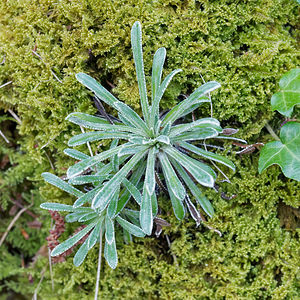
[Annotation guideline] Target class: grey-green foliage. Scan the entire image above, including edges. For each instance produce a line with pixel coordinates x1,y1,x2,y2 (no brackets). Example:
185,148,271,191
41,21,239,268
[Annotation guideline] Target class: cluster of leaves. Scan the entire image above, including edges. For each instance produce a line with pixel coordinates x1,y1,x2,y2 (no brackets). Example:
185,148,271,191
40,22,240,269
259,68,300,181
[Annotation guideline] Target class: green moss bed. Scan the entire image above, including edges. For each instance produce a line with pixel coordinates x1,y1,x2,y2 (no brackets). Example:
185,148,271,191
0,0,299,299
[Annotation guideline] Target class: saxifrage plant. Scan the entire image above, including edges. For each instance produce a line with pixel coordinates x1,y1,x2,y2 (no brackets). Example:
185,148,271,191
259,68,300,181
40,21,240,274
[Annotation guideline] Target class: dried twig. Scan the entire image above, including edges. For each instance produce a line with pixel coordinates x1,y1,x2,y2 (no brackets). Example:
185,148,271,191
165,234,178,267
0,202,33,247
32,50,63,83
0,129,9,143
8,109,22,125
0,81,12,89
265,122,280,141
80,126,93,157
32,265,48,300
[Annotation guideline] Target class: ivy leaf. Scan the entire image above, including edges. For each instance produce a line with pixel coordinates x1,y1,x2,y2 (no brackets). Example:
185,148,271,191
258,122,300,181
271,68,300,117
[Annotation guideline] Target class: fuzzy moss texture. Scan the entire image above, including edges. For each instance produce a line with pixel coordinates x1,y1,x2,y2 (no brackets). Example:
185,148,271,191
0,0,299,299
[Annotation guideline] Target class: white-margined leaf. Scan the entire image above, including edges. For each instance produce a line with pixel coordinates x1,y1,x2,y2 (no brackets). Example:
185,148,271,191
164,177,185,220
73,239,89,267
162,81,221,126
164,146,216,187
179,141,235,171
68,175,106,185
104,239,118,269
64,148,89,160
65,211,87,223
169,118,221,137
105,215,115,245
92,150,147,210
158,152,186,200
115,160,147,214
171,128,220,142
170,159,214,217
122,178,142,205
145,147,156,195
68,132,129,147
87,219,103,250
78,212,98,222
42,172,83,197
116,216,145,237
131,21,150,124
51,221,97,257
140,187,153,235
151,47,166,103
156,135,170,145
150,68,182,126
67,145,123,179
73,187,101,208
40,202,75,212
213,135,247,143
107,188,119,218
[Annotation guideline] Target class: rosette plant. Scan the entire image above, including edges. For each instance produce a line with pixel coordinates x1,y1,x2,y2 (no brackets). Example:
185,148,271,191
41,21,239,278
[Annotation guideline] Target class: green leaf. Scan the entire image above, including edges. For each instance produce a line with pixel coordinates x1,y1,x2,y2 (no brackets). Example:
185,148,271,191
104,239,118,269
40,202,75,212
73,187,101,208
76,72,149,134
158,152,186,200
92,150,147,210
150,68,182,126
65,212,87,223
64,148,89,160
68,175,106,185
78,212,98,222
151,191,158,216
51,221,97,256
170,159,214,217
145,147,156,195
131,21,150,124
179,142,235,171
169,118,221,137
164,177,185,220
171,127,220,142
67,145,122,179
115,160,147,214
73,239,89,267
42,172,83,197
151,47,166,103
164,146,216,187
122,178,142,205
271,68,300,117
258,122,300,181
87,220,103,249
116,216,145,237
68,132,129,147
105,215,115,245
67,112,145,135
162,81,220,126
107,188,119,218
140,187,153,235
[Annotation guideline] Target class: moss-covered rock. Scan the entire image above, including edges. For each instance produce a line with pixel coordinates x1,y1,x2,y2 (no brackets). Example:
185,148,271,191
0,0,299,299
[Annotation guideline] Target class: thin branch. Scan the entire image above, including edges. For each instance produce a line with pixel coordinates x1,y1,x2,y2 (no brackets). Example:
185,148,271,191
0,81,12,89
0,202,33,247
0,129,9,143
265,122,280,141
32,50,63,84
32,265,48,300
80,126,93,157
165,234,178,267
94,228,103,300
48,247,54,291
8,109,22,125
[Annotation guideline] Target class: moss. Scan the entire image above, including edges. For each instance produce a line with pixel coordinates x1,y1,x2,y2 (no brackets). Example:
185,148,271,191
0,0,299,299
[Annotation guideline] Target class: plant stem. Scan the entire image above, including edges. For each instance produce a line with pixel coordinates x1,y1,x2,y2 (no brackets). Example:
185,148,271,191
265,122,280,141
94,228,103,300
